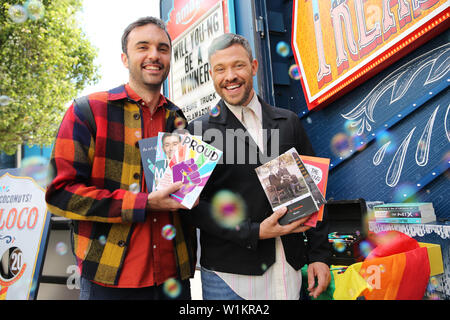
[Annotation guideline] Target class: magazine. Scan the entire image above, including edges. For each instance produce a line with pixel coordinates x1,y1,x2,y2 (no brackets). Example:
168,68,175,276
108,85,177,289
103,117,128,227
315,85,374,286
155,132,223,209
138,136,158,191
255,147,321,225
299,155,330,227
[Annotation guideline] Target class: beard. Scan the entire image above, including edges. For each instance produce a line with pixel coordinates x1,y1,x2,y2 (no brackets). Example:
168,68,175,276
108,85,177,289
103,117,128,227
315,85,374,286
128,58,170,90
215,79,253,106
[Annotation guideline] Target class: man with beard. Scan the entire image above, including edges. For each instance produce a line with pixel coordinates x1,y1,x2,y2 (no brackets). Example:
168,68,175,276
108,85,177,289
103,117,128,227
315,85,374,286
46,17,197,300
187,33,330,300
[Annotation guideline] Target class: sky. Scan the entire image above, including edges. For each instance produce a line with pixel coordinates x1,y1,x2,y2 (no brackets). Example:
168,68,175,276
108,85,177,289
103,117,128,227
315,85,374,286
78,0,161,97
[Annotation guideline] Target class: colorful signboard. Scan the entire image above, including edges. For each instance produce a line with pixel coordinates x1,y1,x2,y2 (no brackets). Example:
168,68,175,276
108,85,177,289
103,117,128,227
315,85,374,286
0,171,51,300
165,0,235,122
292,0,449,110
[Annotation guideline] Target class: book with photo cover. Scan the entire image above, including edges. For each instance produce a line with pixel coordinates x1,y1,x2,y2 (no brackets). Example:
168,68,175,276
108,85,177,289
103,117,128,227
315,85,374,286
156,132,223,209
138,136,158,191
299,155,330,227
255,147,320,226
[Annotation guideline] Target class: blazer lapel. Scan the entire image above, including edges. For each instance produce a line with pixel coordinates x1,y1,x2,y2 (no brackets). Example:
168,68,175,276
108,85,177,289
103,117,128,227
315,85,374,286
208,97,289,157
209,99,259,153
259,97,288,157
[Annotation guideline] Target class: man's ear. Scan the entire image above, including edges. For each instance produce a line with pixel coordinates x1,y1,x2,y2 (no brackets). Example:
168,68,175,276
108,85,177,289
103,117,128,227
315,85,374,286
121,52,129,69
251,59,258,77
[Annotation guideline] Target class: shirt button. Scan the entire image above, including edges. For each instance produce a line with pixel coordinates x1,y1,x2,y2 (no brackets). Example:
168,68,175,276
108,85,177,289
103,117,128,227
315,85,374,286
133,173,140,180
134,113,140,120
153,245,156,249
118,240,126,247
153,218,157,222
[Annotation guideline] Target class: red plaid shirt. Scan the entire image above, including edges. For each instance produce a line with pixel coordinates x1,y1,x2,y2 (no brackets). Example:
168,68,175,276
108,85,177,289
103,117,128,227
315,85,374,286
97,85,177,287
46,85,196,286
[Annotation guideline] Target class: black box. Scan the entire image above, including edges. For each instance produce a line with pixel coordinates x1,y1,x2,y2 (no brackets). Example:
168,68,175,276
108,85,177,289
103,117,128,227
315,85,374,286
324,199,368,266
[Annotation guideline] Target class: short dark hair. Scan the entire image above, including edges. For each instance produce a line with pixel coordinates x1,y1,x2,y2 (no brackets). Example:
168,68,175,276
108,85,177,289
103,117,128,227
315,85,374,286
208,33,253,62
121,16,172,55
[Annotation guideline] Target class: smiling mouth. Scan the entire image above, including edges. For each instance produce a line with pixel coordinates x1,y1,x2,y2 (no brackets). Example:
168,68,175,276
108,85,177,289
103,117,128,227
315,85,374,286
142,64,162,71
224,84,242,91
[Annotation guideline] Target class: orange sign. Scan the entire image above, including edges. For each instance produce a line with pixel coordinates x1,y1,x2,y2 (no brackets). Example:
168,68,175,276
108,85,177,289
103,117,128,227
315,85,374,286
292,0,449,110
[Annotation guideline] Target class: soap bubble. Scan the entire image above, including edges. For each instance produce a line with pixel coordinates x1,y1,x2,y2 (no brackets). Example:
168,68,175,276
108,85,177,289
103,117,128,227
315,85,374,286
129,183,140,194
209,105,221,117
161,224,176,240
8,5,28,23
98,235,107,246
343,120,359,136
288,64,301,80
0,95,12,106
163,278,181,299
211,190,246,229
351,133,367,152
276,41,290,58
174,117,186,129
56,242,68,256
376,130,396,154
20,156,51,188
332,240,346,253
25,0,45,21
428,276,439,292
330,133,352,159
359,240,373,258
392,183,418,202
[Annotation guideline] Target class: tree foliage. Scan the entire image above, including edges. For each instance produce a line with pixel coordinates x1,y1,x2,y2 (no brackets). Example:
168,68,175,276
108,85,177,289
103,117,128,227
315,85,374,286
0,0,99,154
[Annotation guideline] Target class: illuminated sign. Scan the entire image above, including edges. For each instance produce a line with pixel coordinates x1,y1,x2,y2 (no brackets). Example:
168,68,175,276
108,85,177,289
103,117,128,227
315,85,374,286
166,0,235,122
292,0,449,110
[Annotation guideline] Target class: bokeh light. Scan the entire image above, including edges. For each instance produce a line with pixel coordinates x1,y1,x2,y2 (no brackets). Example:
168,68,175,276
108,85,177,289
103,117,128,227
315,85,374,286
332,240,346,253
375,130,395,153
98,235,107,246
129,183,140,194
351,133,367,152
359,240,374,258
163,278,181,299
56,242,68,256
209,105,220,117
20,156,51,188
25,0,45,21
161,224,176,240
392,183,418,202
330,133,353,159
0,95,12,106
8,5,28,23
174,116,186,129
343,120,359,136
276,41,290,58
211,190,246,229
288,64,301,80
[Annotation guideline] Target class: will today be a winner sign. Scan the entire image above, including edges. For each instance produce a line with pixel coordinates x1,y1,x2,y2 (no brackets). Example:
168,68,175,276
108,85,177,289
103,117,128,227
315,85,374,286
0,172,50,300
166,0,235,122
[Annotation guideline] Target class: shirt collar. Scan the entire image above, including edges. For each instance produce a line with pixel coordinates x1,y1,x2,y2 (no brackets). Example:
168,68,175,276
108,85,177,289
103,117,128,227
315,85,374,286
108,84,167,109
125,84,168,109
224,92,262,124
